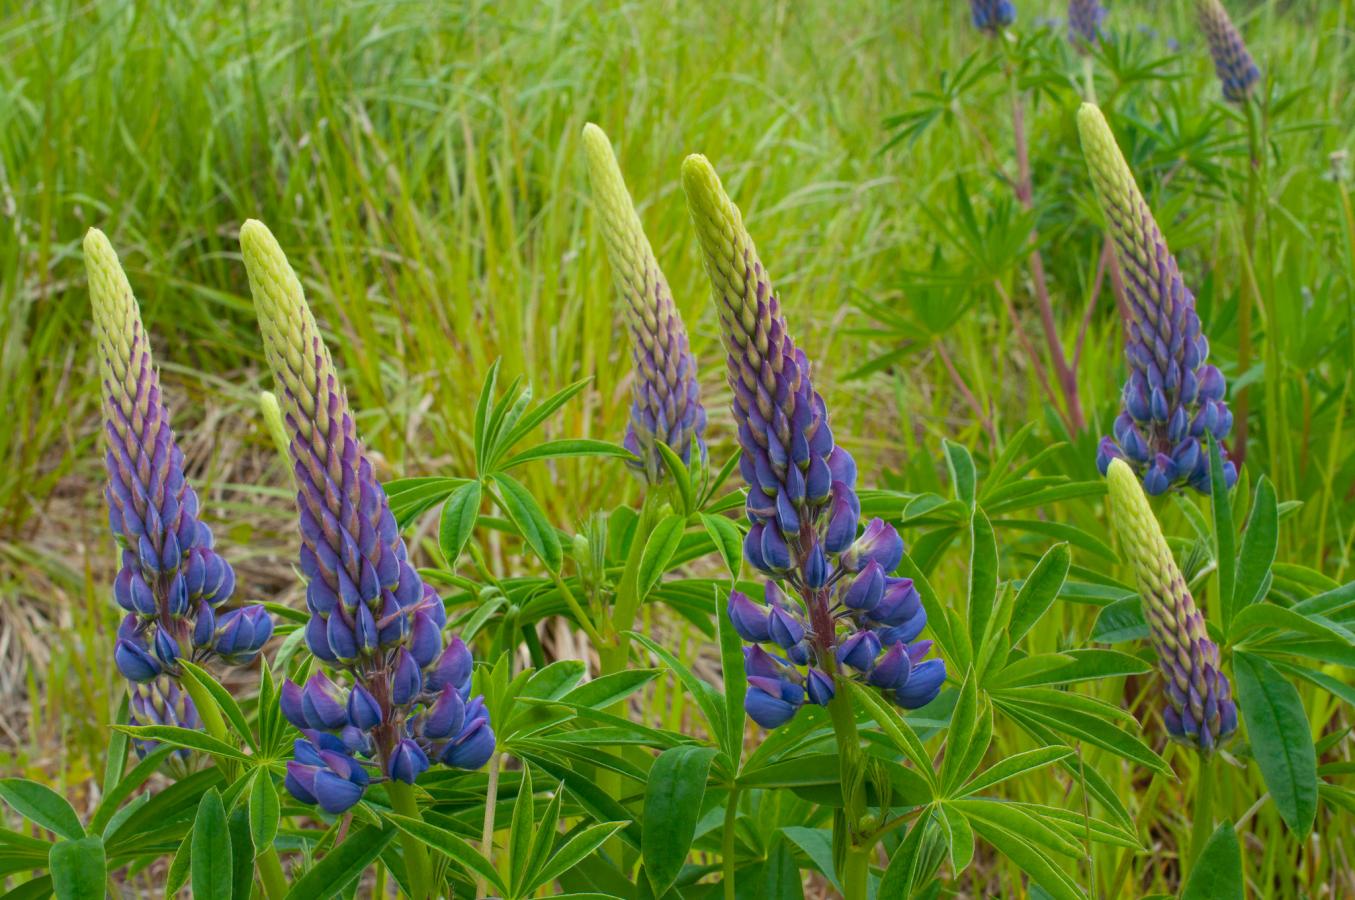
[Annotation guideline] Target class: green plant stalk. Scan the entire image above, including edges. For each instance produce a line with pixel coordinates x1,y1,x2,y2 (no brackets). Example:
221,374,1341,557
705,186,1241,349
1234,98,1263,468
596,491,662,867
825,681,870,900
722,784,740,900
478,751,503,898
179,675,287,900
388,780,434,900
1187,754,1215,871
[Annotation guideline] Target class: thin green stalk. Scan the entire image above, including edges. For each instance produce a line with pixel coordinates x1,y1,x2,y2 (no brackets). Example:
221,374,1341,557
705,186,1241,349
825,685,869,900
478,751,503,899
1187,755,1215,871
256,846,288,900
722,784,740,900
388,780,434,900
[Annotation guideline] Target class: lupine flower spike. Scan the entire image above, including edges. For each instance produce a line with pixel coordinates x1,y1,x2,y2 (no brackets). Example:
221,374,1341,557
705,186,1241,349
1106,459,1237,752
1077,104,1236,495
1195,0,1260,103
1067,0,1106,50
969,0,1015,34
241,220,493,814
87,229,272,752
583,123,706,483
682,156,945,728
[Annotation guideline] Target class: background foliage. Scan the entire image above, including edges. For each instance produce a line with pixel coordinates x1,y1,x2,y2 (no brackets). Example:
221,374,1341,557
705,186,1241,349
2,0,1353,895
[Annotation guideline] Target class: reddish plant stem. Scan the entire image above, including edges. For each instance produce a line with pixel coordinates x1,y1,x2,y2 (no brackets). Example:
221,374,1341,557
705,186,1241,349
1008,76,1086,434
935,342,997,445
992,278,1067,433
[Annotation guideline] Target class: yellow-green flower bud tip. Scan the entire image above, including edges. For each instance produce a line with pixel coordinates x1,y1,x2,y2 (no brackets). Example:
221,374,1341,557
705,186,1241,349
258,390,292,472
239,219,337,446
85,228,143,397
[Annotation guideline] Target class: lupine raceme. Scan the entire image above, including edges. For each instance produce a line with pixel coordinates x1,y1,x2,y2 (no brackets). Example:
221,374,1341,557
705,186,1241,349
583,123,707,483
681,156,945,729
1106,459,1237,753
240,221,493,814
1195,0,1260,103
1077,104,1237,495
87,229,272,750
969,0,1015,34
1068,0,1106,50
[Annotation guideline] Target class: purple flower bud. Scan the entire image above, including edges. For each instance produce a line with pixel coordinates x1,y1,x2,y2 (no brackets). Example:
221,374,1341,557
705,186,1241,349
727,591,772,643
744,645,784,681
346,683,382,731
425,637,473,697
767,604,806,651
806,668,835,706
421,685,466,740
213,605,273,664
301,673,350,731
408,610,441,668
745,676,804,728
387,739,430,784
872,578,922,627
970,0,1016,33
280,680,307,731
867,642,912,690
891,658,947,709
153,629,181,668
390,648,422,707
836,630,882,673
842,561,885,612
842,519,903,574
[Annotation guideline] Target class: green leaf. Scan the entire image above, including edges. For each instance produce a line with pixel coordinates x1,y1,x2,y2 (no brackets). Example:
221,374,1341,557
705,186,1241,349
227,803,253,900
166,832,192,898
191,789,232,900
248,772,280,857
938,803,975,873
0,779,84,841
968,508,999,655
559,668,661,710
1230,476,1277,624
877,814,931,899
438,479,481,569
91,746,175,835
49,836,105,900
846,683,935,788
500,438,633,470
179,660,257,753
113,726,249,763
958,746,1072,797
642,746,719,896
638,515,687,599
384,813,505,894
1180,821,1243,900
492,472,563,572
102,695,130,799
1232,651,1318,835
530,821,629,893
700,513,743,580
1208,436,1236,627
499,376,592,454
1089,597,1149,643
960,814,1083,900
655,441,696,514
508,765,536,895
283,823,394,900
717,587,747,766
944,439,977,508
472,359,502,468
1008,543,1071,647
941,672,981,795
627,633,724,756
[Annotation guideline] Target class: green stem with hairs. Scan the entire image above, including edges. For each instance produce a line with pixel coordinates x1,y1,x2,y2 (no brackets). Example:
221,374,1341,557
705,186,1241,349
1187,754,1216,872
387,780,433,899
722,784,741,900
825,682,870,900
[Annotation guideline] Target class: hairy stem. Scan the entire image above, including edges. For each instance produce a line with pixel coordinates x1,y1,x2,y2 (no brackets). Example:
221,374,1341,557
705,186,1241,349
478,751,503,898
824,678,869,900
722,784,741,900
1187,754,1215,871
387,780,433,899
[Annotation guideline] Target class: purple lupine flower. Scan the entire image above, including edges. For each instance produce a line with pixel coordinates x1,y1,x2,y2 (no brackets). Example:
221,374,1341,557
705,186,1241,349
1107,460,1237,752
683,156,945,728
1077,105,1237,495
86,229,272,741
242,220,493,814
584,124,707,483
1067,0,1106,50
1196,0,1260,103
969,0,1016,33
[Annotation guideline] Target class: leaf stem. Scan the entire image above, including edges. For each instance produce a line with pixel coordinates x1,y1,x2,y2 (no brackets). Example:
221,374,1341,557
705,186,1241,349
478,751,503,898
825,682,870,900
722,784,740,900
387,780,433,899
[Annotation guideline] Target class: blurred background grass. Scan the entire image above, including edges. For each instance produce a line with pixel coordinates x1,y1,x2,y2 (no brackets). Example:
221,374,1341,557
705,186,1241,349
1,0,1353,893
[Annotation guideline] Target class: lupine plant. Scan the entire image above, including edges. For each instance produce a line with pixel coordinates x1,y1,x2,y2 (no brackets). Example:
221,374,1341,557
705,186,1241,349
3,5,1355,898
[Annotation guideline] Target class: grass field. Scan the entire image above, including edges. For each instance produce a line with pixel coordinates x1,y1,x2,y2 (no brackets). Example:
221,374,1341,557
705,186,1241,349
2,0,1354,896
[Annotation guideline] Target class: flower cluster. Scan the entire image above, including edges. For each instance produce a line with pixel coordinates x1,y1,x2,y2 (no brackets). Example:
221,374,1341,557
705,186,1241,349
87,228,272,744
1067,0,1106,50
1106,460,1237,752
682,156,945,728
1195,0,1260,103
1077,104,1236,495
969,0,1016,34
242,220,494,814
583,123,707,483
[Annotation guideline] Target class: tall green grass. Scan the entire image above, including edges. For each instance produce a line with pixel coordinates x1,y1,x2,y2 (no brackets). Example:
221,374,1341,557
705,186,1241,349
2,0,1352,892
